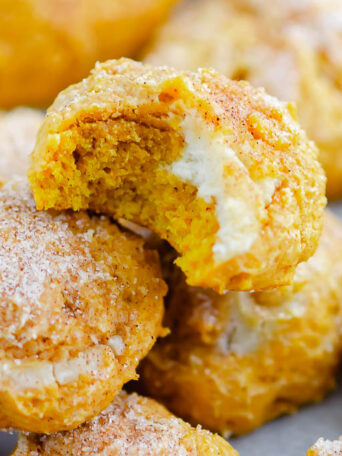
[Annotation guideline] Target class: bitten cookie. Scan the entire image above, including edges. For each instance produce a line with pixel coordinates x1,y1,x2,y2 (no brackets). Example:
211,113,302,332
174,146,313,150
144,0,342,199
29,58,326,293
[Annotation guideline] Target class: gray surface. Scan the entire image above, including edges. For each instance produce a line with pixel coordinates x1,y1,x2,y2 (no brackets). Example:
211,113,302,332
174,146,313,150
330,201,342,219
0,432,16,455
1,205,341,455
233,381,342,455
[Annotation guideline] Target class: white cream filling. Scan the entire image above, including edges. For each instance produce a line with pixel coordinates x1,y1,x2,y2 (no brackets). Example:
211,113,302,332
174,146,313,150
216,289,311,356
216,293,261,356
108,335,125,356
167,115,261,262
257,177,280,205
0,362,56,389
0,346,111,390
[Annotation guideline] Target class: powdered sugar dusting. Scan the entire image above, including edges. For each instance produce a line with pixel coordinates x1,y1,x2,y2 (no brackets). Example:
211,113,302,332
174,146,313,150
311,437,342,456
0,178,166,432
33,392,195,455
0,178,115,350
0,177,164,368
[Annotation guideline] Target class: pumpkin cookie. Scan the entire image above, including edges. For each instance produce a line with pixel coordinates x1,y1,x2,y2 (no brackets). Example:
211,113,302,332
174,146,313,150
144,0,342,199
0,0,178,108
0,177,166,433
12,392,237,456
29,58,326,293
140,211,342,435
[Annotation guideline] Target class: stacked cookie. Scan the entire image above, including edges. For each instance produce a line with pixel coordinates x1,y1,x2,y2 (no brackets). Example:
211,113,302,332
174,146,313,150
144,0,342,200
2,0,342,454
0,55,340,455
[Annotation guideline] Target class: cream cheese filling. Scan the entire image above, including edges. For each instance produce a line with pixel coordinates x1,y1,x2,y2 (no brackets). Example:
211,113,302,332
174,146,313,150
215,287,335,356
0,346,112,390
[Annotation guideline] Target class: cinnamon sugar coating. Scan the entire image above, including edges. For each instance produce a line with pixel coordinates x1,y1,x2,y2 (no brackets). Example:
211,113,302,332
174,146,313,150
12,392,237,456
140,211,342,435
0,178,166,433
29,58,326,293
144,0,342,199
307,438,342,456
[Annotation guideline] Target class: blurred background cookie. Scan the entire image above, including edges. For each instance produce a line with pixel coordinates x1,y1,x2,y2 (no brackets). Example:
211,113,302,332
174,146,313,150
139,211,342,436
0,108,43,180
145,0,342,199
29,58,326,293
0,0,178,108
11,392,237,456
0,178,166,433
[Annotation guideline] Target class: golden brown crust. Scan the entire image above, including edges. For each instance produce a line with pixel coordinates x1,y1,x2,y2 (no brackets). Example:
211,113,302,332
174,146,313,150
0,108,43,180
11,392,237,456
0,0,178,108
0,178,166,433
140,211,342,435
29,58,326,293
144,0,342,199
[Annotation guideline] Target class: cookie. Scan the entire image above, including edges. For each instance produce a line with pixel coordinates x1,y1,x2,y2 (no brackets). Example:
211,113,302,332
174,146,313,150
0,0,178,107
0,178,166,433
145,0,342,199
140,211,342,435
12,392,237,456
29,58,326,293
